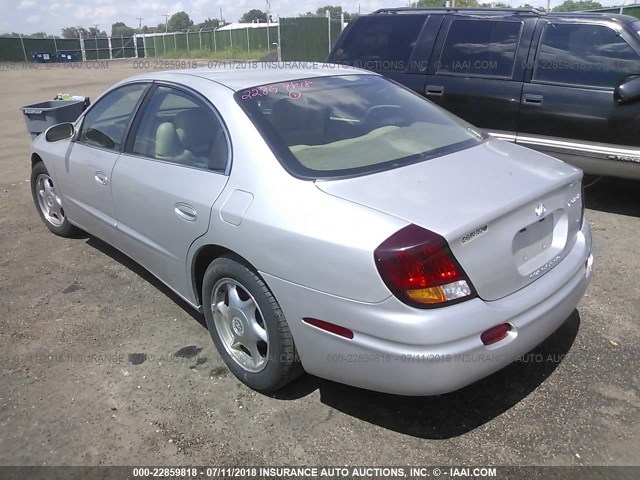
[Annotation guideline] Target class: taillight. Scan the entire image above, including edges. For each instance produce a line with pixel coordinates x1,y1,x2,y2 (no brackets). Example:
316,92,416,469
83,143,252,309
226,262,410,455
374,224,476,308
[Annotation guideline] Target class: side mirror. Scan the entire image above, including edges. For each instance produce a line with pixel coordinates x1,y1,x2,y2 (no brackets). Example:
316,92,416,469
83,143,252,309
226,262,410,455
45,122,75,142
614,76,640,105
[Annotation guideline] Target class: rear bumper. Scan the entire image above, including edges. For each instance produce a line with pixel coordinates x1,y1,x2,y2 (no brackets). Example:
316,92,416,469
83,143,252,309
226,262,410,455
262,221,592,396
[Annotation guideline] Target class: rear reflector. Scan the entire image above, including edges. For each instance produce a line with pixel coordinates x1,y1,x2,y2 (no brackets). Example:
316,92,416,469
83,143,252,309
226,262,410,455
481,323,511,346
303,318,354,339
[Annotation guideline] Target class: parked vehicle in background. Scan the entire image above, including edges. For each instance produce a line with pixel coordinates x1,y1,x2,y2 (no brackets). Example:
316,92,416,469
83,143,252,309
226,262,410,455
329,8,640,180
30,66,592,396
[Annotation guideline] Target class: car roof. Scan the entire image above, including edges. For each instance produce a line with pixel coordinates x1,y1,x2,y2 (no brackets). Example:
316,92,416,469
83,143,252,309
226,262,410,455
372,7,638,25
124,63,372,92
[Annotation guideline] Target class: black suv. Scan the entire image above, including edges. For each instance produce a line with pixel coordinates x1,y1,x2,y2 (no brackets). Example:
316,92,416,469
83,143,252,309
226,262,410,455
328,8,640,179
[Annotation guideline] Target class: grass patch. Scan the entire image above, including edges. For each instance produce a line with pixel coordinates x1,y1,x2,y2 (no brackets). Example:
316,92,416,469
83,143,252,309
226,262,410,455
155,48,269,60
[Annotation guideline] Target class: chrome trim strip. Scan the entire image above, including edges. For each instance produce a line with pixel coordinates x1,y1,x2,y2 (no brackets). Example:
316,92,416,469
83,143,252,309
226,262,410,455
486,131,517,142
516,135,640,158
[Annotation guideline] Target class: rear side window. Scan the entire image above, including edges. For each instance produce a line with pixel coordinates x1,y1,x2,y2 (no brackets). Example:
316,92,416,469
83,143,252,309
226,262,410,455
437,19,523,78
130,86,229,172
533,23,640,88
330,15,427,71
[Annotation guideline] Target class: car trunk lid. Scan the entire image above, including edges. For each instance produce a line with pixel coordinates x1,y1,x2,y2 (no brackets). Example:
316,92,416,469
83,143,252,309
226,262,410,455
315,139,584,301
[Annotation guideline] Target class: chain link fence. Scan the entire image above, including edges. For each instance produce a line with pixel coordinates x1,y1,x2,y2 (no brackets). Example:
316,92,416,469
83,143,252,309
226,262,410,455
142,26,278,57
279,16,343,62
0,16,344,63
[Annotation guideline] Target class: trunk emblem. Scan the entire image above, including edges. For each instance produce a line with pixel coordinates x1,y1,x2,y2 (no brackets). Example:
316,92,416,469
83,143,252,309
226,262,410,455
534,203,546,218
461,225,488,244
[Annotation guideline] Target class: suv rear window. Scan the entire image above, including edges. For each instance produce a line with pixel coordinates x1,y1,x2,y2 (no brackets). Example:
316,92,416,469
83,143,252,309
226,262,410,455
236,75,484,179
330,16,427,71
437,19,523,78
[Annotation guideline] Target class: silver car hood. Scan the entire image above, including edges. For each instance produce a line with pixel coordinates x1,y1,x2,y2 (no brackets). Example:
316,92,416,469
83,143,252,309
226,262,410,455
316,139,584,301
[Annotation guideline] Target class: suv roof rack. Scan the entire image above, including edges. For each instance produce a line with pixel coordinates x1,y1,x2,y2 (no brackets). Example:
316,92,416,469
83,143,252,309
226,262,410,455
373,7,547,16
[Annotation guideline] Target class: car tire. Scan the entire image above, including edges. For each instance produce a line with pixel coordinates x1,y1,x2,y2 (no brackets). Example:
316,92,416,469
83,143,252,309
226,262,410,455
202,255,304,392
30,161,77,237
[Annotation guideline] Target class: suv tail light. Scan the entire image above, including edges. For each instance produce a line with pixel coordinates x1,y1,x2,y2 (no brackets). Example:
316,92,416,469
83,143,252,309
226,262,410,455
374,224,476,308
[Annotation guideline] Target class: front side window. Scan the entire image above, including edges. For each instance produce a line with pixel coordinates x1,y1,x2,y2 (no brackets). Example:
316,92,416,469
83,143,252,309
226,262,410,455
79,83,147,150
533,23,640,88
330,15,427,71
130,86,229,172
437,19,523,78
236,75,484,179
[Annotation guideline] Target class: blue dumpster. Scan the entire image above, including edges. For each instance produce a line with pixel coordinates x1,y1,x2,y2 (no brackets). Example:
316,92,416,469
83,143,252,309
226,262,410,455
31,51,54,63
56,51,79,62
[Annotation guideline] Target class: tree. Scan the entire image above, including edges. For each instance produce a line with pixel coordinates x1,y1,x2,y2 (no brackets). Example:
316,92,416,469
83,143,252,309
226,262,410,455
316,5,343,17
196,17,221,29
552,0,602,11
87,26,106,38
62,26,89,39
415,0,480,6
167,11,194,31
325,6,357,19
111,22,135,37
302,6,357,19
240,9,268,23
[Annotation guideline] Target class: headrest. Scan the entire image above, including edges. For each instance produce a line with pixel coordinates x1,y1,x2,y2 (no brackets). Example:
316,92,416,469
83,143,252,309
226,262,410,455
174,109,216,149
155,122,182,157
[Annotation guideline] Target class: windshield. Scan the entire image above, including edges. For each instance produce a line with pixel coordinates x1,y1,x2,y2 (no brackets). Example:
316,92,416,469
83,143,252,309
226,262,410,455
235,74,485,179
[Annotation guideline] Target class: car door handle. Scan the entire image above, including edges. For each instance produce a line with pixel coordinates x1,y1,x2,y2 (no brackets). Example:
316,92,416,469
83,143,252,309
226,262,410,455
523,94,543,105
174,203,197,222
94,172,108,186
425,85,445,96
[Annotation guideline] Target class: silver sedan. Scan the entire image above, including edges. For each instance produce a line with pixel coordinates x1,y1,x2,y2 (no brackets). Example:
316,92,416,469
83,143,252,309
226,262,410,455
30,65,593,395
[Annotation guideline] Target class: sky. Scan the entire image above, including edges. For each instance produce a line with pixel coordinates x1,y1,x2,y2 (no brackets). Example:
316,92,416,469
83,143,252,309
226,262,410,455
0,0,631,36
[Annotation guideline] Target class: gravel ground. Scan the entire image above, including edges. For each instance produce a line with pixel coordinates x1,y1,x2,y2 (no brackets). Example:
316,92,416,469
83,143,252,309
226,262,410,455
0,60,638,468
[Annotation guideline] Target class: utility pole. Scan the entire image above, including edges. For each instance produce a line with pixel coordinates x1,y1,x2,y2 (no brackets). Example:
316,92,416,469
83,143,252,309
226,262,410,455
91,24,99,60
220,8,224,25
163,14,169,32
326,9,331,55
547,0,551,12
136,17,143,32
266,0,271,51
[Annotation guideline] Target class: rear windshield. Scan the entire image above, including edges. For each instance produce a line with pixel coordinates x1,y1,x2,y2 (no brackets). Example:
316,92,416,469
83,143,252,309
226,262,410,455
235,75,484,179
